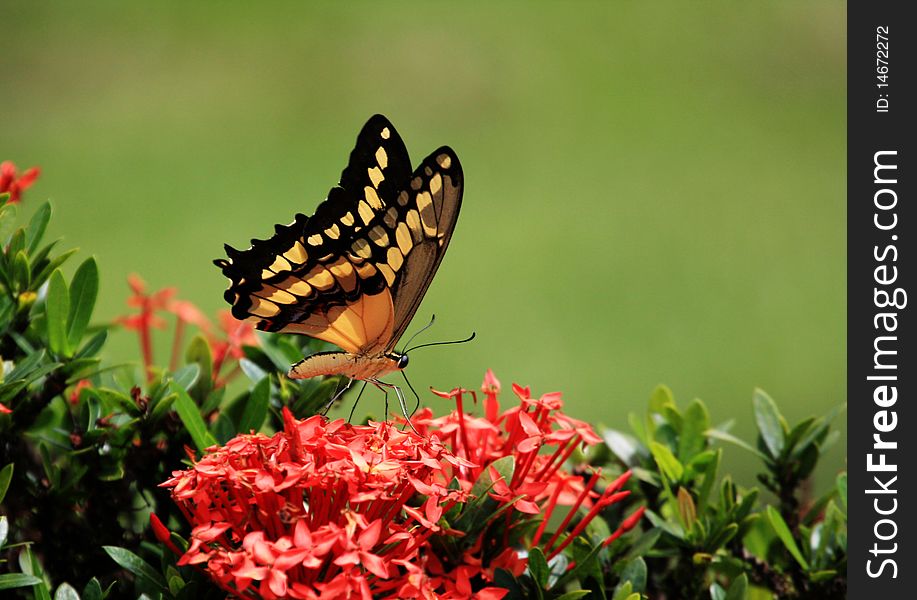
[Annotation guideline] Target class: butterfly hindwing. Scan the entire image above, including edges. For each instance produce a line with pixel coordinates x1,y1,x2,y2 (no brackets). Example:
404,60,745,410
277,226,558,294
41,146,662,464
215,115,462,355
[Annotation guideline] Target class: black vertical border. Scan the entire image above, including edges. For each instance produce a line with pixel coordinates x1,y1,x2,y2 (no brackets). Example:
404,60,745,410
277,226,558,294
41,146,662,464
848,1,913,595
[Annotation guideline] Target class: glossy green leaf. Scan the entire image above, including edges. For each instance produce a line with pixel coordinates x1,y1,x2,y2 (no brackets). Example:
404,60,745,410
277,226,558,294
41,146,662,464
723,573,748,600
836,472,847,513
46,269,71,357
25,201,52,253
649,384,675,414
617,557,647,593
66,257,99,349
12,251,30,291
753,388,786,458
603,429,643,466
556,592,591,600
0,516,8,547
172,382,218,452
53,582,80,600
103,546,166,591
75,329,107,358
766,506,809,570
33,247,78,289
649,441,683,483
239,376,270,434
172,363,200,391
611,581,633,600
678,398,709,462
709,582,726,600
527,546,549,588
705,428,769,461
0,463,12,504
0,574,43,590
185,334,213,402
82,578,103,600
239,357,268,383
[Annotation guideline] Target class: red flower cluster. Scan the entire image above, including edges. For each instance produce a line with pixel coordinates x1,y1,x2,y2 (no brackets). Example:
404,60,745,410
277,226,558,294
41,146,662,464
415,371,644,565
161,409,500,599
116,275,256,384
0,160,40,204
160,372,644,599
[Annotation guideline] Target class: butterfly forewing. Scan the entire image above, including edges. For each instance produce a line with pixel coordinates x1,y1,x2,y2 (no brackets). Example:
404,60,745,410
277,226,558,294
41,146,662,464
215,115,463,357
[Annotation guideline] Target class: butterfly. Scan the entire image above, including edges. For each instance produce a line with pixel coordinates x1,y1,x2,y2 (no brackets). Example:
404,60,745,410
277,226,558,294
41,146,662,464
214,115,463,416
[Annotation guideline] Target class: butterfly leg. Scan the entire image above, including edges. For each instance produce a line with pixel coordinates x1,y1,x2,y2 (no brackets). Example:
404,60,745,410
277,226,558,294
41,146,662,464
347,381,369,423
369,379,419,435
320,377,354,416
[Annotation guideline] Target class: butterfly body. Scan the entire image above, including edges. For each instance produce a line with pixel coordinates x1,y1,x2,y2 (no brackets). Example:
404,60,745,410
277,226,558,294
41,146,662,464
289,350,406,381
215,115,462,391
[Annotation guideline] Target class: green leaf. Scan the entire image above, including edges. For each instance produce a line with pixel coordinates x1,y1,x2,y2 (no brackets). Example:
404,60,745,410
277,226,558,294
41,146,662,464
53,582,80,600
82,578,103,600
239,358,268,383
705,428,769,461
75,329,107,359
623,527,661,561
0,462,12,504
766,506,809,570
13,251,30,291
678,398,709,462
753,388,786,458
0,516,8,547
783,416,816,454
33,247,78,289
172,364,200,391
649,384,675,413
723,573,748,600
709,582,726,600
603,429,644,466
66,257,99,349
172,382,218,452
649,441,683,483
46,269,72,357
617,557,647,593
103,546,166,591
185,335,213,403
0,574,43,590
239,376,270,434
611,581,633,600
26,202,52,253
836,472,847,513
527,546,549,588
556,592,591,600
696,448,721,509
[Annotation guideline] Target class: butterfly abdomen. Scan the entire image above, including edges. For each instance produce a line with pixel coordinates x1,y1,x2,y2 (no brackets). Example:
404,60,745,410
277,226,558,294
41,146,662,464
289,350,399,381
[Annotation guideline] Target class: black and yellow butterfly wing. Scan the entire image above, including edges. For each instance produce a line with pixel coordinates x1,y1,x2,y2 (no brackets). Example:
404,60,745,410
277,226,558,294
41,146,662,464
214,115,463,357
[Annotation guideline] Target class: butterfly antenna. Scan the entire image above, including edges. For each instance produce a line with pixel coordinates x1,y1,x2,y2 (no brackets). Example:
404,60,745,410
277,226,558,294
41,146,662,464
405,331,476,354
399,314,437,354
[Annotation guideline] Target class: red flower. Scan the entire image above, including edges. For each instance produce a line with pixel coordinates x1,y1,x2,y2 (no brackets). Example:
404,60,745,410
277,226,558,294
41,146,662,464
0,160,40,204
116,276,257,385
161,373,644,599
163,409,469,599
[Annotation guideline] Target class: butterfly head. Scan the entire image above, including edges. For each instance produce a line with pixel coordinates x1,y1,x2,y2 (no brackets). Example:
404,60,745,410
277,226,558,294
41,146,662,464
386,352,410,370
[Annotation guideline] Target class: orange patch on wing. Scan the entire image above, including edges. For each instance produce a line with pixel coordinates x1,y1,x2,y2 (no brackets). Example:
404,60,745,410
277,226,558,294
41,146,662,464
282,288,394,355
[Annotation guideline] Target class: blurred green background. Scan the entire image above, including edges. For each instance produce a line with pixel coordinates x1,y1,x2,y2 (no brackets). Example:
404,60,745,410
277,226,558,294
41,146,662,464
1,2,845,487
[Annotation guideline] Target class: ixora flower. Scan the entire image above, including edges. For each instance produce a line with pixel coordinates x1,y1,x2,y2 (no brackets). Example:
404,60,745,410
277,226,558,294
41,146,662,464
159,372,644,599
0,160,40,204
116,275,256,385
